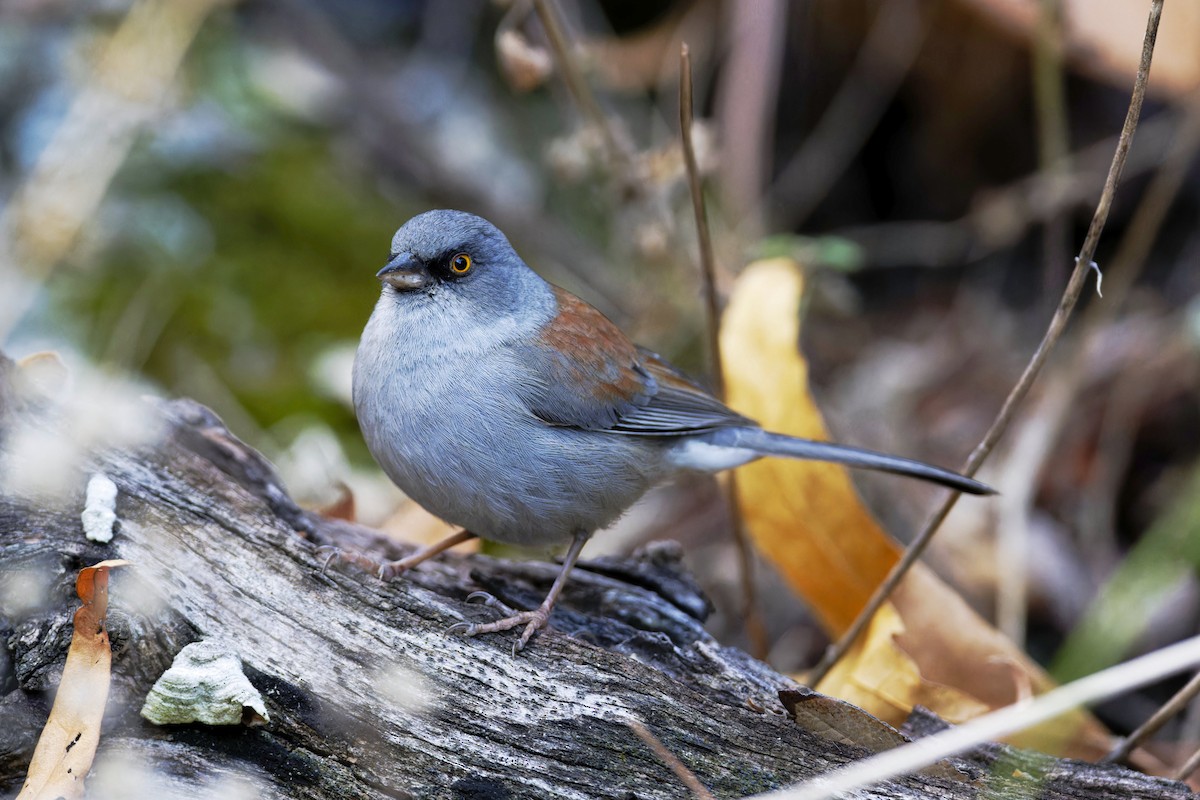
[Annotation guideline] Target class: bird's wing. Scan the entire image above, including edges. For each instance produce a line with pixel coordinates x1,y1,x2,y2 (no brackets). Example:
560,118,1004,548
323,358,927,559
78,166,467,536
611,348,756,435
513,287,754,436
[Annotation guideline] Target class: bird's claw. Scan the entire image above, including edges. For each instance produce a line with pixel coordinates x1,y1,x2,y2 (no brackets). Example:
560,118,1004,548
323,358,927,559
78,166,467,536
315,545,341,576
464,591,518,616
316,545,409,582
316,545,377,576
446,606,550,656
377,560,410,581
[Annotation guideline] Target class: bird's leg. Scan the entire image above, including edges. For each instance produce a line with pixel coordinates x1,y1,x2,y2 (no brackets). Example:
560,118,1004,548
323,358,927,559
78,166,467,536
376,528,478,580
319,528,477,580
448,529,592,655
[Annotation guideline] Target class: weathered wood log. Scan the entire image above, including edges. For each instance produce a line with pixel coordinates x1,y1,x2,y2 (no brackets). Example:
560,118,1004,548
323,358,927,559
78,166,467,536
0,353,1193,799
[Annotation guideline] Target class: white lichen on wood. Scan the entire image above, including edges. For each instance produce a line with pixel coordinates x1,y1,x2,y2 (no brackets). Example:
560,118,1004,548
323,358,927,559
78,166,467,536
81,473,118,543
140,640,269,726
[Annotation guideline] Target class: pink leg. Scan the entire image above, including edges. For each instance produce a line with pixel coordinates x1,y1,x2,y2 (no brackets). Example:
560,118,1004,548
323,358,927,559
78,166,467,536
377,529,478,579
319,529,477,579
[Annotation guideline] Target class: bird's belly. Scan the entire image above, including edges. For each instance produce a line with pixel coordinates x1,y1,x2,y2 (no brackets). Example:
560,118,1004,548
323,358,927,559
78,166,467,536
355,360,664,546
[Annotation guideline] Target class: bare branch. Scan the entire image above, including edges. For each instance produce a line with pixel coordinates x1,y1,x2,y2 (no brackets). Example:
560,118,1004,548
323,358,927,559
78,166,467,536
809,0,1166,688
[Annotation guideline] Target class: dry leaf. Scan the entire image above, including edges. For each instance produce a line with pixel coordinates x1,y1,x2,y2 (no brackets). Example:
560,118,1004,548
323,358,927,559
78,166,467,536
814,593,993,726
496,28,553,92
382,499,474,550
16,351,70,400
781,687,911,751
18,559,129,800
817,566,1112,758
315,481,356,522
720,259,1111,759
779,688,967,782
721,258,901,635
960,0,1200,97
892,565,1111,757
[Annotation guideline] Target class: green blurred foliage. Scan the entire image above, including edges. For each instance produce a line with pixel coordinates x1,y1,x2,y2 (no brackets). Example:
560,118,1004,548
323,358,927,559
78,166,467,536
1051,461,1200,683
42,17,410,459
56,137,397,455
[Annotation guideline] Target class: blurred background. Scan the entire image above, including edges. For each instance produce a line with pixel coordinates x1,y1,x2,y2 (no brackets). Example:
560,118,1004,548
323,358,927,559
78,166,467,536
2,0,1200,750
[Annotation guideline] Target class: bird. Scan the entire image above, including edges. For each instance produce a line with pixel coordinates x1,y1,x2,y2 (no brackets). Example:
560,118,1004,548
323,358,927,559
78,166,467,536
352,209,993,654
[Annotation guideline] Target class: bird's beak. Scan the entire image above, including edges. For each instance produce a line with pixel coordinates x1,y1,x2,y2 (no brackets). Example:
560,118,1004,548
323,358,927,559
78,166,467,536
377,252,432,291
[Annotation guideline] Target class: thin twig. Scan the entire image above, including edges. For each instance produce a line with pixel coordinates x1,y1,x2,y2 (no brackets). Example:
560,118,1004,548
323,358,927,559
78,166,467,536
990,87,1200,642
1174,742,1200,782
531,0,631,180
680,44,723,397
1064,87,1200,575
1106,670,1200,765
808,0,1164,688
1080,88,1200,320
680,43,767,657
627,719,716,800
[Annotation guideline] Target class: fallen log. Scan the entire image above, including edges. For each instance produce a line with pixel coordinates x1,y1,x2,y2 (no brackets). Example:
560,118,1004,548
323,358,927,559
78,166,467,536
0,353,1192,799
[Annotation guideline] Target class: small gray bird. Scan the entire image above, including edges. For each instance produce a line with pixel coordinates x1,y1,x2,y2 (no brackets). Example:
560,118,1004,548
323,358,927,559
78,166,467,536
353,209,992,653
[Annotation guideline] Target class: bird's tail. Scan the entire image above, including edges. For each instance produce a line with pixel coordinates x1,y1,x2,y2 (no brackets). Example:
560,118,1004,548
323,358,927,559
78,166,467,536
706,427,995,495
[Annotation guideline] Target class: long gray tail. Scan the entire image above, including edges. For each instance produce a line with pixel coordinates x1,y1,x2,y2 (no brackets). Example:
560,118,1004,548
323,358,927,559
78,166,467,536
707,427,994,495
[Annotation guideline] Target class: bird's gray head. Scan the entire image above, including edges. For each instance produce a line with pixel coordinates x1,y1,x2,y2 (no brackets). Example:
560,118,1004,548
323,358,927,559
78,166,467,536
379,209,544,309
369,209,556,350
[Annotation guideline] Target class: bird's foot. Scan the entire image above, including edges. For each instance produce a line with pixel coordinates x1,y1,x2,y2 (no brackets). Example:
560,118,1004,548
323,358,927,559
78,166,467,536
317,529,478,580
375,554,420,581
316,545,390,578
462,590,519,616
315,546,415,581
447,592,550,655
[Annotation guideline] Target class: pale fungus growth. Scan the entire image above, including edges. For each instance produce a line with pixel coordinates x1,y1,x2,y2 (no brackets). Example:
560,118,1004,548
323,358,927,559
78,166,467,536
140,641,269,727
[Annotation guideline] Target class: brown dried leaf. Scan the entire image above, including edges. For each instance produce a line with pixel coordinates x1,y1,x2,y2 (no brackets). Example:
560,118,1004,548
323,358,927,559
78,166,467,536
496,28,553,93
781,688,910,751
315,481,356,522
18,559,129,800
960,0,1200,96
780,688,967,782
815,566,1113,758
891,565,1112,758
813,591,992,727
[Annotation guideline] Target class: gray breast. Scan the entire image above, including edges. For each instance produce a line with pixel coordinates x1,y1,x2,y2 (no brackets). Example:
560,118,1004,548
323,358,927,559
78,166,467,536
353,297,666,545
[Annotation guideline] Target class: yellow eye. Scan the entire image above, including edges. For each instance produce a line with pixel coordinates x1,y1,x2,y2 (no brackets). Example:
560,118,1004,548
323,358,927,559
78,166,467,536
450,253,472,274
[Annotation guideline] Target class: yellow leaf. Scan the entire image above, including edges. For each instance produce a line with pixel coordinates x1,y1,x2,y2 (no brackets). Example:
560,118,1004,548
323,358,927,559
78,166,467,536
891,565,1112,758
815,569,1112,758
817,590,992,727
721,258,900,635
720,259,1113,759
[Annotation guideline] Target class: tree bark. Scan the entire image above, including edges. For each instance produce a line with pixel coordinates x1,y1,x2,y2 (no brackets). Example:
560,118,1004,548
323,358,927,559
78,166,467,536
0,354,1193,799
